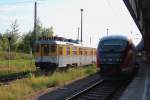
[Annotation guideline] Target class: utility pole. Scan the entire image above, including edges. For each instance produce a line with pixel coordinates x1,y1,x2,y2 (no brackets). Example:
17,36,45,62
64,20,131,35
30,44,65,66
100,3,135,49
34,1,37,42
106,28,109,36
77,27,80,40
80,9,83,42
131,31,132,35
33,1,37,55
90,36,91,44
8,36,11,69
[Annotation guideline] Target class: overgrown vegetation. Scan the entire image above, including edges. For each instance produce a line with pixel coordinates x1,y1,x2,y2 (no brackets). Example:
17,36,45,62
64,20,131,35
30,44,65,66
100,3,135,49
0,19,53,76
0,19,54,53
0,19,97,100
0,59,35,77
0,50,35,77
0,65,96,100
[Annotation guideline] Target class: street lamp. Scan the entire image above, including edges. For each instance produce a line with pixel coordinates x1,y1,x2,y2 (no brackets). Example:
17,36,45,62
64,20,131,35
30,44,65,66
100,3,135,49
80,9,83,42
7,33,12,69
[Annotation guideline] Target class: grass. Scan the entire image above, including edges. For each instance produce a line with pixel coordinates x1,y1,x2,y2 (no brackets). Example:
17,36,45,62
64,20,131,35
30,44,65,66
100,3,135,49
0,59,36,77
0,50,35,77
0,51,31,60
0,65,96,100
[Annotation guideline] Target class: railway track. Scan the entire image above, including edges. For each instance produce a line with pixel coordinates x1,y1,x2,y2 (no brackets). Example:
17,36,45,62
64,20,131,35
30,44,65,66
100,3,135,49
0,71,31,85
66,76,133,100
0,70,48,85
0,68,72,85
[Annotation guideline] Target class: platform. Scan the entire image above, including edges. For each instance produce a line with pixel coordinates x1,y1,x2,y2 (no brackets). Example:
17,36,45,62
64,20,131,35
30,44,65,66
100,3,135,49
119,61,150,100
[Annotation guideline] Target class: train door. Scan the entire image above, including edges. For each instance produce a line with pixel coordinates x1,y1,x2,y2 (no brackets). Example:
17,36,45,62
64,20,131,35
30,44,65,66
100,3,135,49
40,44,50,62
79,47,83,66
58,45,64,67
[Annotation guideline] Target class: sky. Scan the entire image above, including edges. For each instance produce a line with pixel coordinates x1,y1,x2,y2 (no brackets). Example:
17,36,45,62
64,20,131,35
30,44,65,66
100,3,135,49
0,0,142,47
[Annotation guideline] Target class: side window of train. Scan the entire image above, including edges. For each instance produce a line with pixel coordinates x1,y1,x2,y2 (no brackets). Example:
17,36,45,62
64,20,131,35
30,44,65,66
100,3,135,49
94,50,96,55
79,48,82,55
91,49,93,55
67,47,70,55
51,45,56,53
44,44,49,55
85,49,87,55
59,46,63,55
72,47,77,55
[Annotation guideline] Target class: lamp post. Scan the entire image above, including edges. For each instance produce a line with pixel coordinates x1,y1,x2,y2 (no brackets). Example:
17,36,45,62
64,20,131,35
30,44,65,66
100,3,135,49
7,34,11,69
80,9,83,42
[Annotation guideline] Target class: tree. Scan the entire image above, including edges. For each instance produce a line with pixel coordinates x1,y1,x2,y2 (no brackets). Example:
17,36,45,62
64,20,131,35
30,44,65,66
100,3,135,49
42,26,54,37
1,34,9,51
7,20,20,51
17,32,33,53
0,32,4,50
17,19,54,53
35,19,54,37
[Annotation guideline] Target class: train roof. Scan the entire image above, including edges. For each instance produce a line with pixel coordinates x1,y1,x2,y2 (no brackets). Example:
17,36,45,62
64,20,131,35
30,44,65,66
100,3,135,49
100,35,129,42
35,39,79,45
35,39,96,48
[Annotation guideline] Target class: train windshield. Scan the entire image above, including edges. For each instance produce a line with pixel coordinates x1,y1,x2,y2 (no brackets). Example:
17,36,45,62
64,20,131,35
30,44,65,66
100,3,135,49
99,39,127,52
35,45,40,52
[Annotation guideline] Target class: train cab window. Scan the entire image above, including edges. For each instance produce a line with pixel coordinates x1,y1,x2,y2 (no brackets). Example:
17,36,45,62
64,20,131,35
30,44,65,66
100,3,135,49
67,47,70,55
50,45,56,53
44,45,49,55
99,39,127,52
59,47,63,55
35,45,39,52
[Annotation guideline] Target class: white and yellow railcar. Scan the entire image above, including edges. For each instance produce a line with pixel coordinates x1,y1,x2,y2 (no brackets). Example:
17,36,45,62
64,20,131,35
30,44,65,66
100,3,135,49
35,37,96,70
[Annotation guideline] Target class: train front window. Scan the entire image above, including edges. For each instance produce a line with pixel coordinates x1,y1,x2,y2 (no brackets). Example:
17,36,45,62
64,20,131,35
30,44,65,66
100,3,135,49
35,45,39,52
50,45,56,53
99,39,127,52
44,45,49,55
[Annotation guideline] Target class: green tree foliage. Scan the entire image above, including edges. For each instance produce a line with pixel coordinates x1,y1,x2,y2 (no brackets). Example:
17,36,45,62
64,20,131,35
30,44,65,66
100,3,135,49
6,20,20,51
0,19,54,53
0,33,9,51
17,32,33,53
17,20,54,53
36,19,54,37
41,27,54,37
